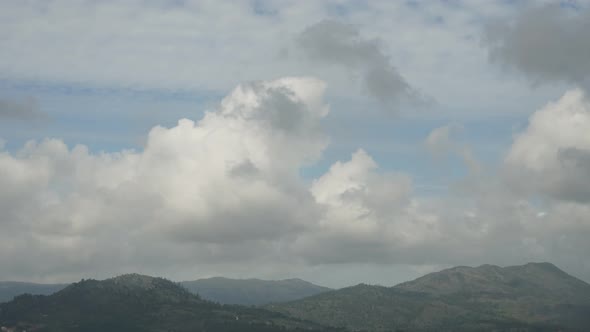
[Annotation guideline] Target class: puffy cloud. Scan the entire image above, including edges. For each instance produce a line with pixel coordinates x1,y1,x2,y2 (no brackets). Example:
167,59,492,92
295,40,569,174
0,77,328,280
504,89,590,202
1,78,590,285
297,20,424,110
291,148,578,270
294,149,442,264
484,5,590,90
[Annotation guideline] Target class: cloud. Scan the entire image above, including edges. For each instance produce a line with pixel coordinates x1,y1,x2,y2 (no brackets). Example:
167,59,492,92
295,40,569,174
0,97,45,121
0,77,328,280
425,124,481,174
425,124,458,157
0,0,565,121
297,20,424,110
293,151,547,269
2,1,590,287
1,78,590,285
504,88,590,202
484,4,590,90
292,149,446,264
0,0,323,92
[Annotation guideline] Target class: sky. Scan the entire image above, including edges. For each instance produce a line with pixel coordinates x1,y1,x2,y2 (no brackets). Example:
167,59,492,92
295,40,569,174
0,0,589,288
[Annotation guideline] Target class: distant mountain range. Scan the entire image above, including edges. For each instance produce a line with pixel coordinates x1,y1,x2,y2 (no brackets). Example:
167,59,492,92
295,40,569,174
180,277,332,305
0,277,331,306
0,274,342,332
2,262,589,331
0,282,67,303
268,262,590,331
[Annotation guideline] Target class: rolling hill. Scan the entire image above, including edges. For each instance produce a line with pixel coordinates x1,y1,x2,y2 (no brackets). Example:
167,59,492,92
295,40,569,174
268,262,590,331
0,277,330,307
0,274,344,332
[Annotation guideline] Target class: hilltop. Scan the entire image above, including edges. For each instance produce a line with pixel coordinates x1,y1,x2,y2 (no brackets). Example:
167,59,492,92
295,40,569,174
0,276,331,306
0,273,343,332
269,262,590,331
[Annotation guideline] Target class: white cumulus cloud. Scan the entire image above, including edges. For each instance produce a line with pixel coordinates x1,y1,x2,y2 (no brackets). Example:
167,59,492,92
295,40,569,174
505,89,590,202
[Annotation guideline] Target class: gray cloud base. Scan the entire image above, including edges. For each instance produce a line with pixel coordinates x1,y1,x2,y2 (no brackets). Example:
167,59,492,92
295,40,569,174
484,5,590,90
298,20,423,110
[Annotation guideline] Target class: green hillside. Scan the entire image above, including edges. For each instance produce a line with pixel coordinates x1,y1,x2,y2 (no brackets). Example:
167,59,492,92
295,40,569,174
0,274,344,332
0,277,330,307
268,262,590,331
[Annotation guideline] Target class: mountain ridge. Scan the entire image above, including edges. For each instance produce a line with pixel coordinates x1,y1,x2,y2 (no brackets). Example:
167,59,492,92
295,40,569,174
0,276,331,305
269,262,590,331
0,274,343,332
2,263,589,331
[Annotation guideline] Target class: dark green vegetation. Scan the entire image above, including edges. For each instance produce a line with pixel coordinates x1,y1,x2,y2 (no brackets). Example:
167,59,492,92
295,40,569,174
2,263,589,332
0,277,330,307
180,277,331,305
0,282,67,303
268,263,590,331
0,274,344,332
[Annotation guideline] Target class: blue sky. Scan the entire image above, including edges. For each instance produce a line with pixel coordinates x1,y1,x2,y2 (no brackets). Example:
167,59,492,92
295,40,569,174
1,0,590,287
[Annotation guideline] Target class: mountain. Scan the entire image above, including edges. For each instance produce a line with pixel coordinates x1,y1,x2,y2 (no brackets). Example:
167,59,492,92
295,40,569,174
0,273,344,332
268,262,590,331
0,277,330,307
0,282,67,303
0,277,331,305
395,262,590,299
180,277,332,305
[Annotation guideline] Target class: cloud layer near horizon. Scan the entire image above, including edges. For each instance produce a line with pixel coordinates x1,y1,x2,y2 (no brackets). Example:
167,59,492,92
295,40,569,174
1,77,589,284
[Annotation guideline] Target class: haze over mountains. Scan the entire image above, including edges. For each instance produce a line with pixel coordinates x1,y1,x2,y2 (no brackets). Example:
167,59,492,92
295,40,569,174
181,277,332,305
2,262,589,331
0,282,68,305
